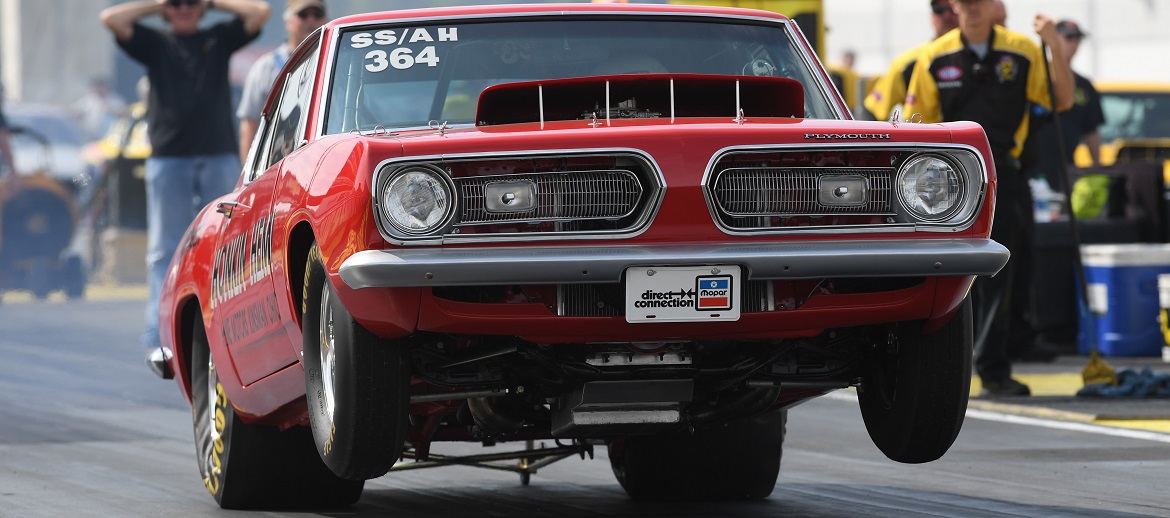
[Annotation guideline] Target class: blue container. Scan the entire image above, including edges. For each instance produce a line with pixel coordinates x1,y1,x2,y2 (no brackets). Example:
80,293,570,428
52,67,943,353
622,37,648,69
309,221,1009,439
1078,244,1170,356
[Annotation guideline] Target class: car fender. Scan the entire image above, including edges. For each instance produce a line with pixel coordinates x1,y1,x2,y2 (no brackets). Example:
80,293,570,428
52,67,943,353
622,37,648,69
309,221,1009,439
162,199,231,404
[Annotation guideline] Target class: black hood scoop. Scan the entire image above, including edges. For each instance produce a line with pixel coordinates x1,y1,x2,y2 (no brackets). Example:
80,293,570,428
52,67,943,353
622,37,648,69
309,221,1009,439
475,73,804,127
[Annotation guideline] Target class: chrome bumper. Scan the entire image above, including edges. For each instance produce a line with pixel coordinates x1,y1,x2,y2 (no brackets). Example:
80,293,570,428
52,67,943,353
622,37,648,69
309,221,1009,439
338,238,1008,289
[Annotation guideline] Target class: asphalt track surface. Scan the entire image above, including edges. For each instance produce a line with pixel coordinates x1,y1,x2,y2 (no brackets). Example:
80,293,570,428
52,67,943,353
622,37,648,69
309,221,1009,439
3,286,1170,517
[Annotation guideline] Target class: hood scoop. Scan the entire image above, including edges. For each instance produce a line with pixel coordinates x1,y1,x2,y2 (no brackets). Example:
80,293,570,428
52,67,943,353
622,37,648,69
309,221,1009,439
475,74,804,127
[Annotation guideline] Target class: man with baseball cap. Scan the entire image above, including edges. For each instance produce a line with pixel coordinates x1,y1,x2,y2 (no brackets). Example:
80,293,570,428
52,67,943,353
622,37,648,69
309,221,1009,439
237,0,329,163
1049,19,1104,167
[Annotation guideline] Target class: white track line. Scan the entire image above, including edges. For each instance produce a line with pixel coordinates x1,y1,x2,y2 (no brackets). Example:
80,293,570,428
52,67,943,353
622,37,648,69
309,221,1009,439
823,390,1170,443
964,409,1170,443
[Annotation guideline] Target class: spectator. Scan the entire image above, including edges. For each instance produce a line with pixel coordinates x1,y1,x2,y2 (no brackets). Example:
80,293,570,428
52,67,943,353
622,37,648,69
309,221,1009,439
841,50,857,70
863,0,958,121
71,78,127,141
1052,20,1104,167
238,0,328,164
1010,20,1104,365
100,0,271,376
904,0,1073,397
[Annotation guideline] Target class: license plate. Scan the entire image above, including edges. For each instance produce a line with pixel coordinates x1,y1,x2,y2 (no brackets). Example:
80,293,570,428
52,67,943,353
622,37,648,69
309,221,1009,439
625,265,742,323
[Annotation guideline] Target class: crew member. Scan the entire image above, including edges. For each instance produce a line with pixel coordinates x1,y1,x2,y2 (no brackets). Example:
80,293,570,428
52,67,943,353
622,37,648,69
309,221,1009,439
863,0,958,121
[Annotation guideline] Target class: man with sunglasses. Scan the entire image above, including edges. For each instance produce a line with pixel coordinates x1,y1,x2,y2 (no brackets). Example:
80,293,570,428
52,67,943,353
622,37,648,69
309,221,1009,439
904,0,1073,397
238,0,329,164
863,0,958,121
100,0,271,376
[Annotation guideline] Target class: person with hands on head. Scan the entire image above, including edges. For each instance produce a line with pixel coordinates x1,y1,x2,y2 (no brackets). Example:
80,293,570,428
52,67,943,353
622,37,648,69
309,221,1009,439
903,0,1073,397
99,0,271,377
238,0,329,164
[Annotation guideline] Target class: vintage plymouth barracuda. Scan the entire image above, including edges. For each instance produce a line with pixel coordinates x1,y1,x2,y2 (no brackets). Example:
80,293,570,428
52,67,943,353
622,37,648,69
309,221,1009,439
157,3,1008,509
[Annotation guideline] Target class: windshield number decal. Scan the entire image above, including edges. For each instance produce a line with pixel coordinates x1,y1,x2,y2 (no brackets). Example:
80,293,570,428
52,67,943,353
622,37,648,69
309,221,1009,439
365,46,439,72
351,27,457,72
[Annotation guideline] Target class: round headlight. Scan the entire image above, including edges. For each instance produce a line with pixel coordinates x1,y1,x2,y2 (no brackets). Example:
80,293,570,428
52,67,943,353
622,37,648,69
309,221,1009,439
382,167,454,235
897,155,963,221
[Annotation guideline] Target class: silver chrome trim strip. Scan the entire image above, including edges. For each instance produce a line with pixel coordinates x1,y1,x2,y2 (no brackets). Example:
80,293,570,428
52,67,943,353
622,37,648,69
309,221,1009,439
338,238,1008,289
700,143,990,236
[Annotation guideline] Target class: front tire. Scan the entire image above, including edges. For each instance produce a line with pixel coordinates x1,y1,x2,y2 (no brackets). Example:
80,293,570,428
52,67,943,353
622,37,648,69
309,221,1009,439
189,312,363,509
302,243,411,480
608,410,787,501
859,296,973,464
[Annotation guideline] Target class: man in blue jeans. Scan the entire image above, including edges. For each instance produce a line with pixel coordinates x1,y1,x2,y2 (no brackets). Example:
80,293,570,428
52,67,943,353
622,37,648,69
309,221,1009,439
100,0,270,376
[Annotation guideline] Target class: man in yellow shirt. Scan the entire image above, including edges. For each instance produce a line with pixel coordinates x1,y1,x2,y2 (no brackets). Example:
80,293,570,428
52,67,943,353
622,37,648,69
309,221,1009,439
863,0,958,121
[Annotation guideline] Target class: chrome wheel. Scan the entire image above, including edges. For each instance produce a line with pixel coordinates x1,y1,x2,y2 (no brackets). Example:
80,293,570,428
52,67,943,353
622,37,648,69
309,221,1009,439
191,309,364,508
319,284,337,420
207,358,221,446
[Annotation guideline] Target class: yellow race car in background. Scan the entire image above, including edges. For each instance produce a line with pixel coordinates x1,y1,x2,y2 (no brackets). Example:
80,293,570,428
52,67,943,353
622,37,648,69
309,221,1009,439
1074,82,1170,170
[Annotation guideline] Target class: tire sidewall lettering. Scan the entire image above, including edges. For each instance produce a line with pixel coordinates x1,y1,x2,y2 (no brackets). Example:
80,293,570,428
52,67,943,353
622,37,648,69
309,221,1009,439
202,380,229,497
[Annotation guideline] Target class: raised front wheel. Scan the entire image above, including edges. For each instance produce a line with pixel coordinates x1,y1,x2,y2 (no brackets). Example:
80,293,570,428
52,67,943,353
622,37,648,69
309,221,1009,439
859,296,973,464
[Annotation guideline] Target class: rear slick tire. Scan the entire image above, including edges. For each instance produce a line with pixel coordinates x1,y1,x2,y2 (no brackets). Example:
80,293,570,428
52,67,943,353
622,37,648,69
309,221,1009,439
302,243,411,480
608,410,787,501
189,312,363,509
858,296,973,464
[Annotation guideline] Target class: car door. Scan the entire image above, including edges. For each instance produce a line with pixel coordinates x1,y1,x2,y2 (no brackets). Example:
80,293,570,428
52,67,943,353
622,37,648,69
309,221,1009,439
214,49,317,386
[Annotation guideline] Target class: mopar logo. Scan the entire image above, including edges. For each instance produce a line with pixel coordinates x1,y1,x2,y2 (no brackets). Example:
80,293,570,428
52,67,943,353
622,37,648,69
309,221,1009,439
804,133,892,140
696,276,732,310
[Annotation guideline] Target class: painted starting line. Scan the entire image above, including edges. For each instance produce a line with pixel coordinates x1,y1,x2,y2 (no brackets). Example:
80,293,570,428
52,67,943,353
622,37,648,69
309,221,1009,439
825,390,1170,440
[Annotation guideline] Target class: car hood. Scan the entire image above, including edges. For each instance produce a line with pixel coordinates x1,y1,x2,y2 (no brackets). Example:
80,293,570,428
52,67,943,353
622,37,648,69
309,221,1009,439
377,117,971,161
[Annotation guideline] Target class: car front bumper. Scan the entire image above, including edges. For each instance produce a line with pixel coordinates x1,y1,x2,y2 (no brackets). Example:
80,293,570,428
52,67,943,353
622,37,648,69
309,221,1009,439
338,238,1008,289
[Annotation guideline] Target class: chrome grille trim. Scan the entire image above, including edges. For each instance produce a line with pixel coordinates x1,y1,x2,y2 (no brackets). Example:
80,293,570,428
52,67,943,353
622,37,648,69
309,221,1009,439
456,170,643,226
701,144,990,236
712,167,895,217
370,148,665,245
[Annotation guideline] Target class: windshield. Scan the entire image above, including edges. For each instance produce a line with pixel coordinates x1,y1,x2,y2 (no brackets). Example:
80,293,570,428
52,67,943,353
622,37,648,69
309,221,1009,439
324,16,836,134
1099,91,1170,141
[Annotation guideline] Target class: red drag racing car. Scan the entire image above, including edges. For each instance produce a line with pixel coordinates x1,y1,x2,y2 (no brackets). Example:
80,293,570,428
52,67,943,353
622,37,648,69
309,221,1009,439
158,3,1007,509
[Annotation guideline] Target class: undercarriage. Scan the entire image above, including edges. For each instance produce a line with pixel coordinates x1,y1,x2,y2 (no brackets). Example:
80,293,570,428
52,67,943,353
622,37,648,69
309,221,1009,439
402,329,877,445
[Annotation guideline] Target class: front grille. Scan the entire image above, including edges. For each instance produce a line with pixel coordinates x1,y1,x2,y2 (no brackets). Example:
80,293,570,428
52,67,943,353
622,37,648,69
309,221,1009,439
375,152,662,241
456,170,642,226
711,167,894,216
560,284,623,316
